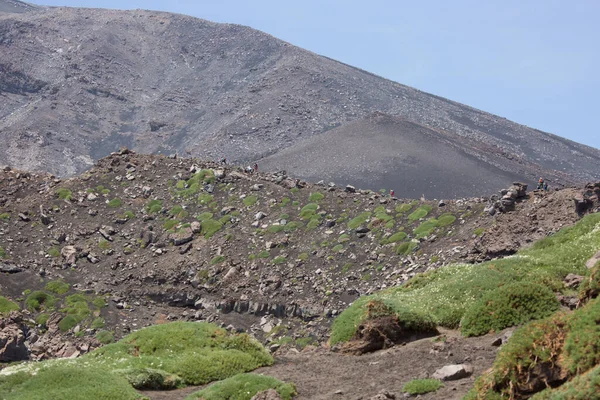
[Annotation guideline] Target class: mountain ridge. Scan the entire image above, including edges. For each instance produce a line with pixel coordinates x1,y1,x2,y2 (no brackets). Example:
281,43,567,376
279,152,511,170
0,4,599,197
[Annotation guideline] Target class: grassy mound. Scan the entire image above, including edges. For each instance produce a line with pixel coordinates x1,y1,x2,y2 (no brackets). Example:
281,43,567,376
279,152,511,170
1,322,274,398
83,322,273,385
0,296,19,314
402,378,443,395
185,373,297,400
465,298,600,399
0,365,143,400
460,282,560,337
330,213,600,345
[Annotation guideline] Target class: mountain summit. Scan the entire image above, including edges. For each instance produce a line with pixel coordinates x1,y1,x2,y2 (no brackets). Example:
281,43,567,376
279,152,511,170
1,4,598,197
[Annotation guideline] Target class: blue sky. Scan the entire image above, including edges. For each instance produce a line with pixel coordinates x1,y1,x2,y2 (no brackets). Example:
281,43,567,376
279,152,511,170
37,0,599,149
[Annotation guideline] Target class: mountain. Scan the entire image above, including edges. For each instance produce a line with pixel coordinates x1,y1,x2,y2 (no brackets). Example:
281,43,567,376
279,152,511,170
0,3,599,197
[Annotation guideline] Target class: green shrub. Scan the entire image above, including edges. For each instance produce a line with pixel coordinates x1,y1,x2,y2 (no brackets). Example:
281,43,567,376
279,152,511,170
0,213,10,221
272,256,287,265
437,213,456,227
395,203,413,214
58,315,80,332
395,241,417,255
164,219,180,230
0,365,141,400
186,373,296,400
408,206,431,221
45,280,70,295
298,253,309,261
309,192,324,202
280,197,291,207
338,234,350,243
91,317,105,330
306,217,321,230
284,221,301,232
99,239,111,250
123,210,135,219
258,250,270,259
96,330,115,344
268,225,285,233
196,212,214,221
93,297,108,309
55,188,72,201
84,322,273,386
198,193,214,205
108,198,122,208
0,296,19,314
578,265,600,303
402,378,443,395
201,219,223,239
414,219,438,238
243,196,258,207
36,313,49,327
25,291,56,311
210,255,226,265
299,203,319,220
332,244,344,253
115,368,183,390
62,294,91,319
146,199,163,213
461,282,560,337
348,212,371,229
47,247,61,258
0,247,7,259
384,231,407,244
474,227,486,236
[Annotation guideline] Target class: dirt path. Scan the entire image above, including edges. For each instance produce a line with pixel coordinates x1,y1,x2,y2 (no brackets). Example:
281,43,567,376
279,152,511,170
142,329,499,400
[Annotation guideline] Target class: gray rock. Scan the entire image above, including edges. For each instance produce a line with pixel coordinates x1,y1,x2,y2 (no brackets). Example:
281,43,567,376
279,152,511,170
432,364,473,381
250,389,282,400
255,212,267,221
345,185,356,193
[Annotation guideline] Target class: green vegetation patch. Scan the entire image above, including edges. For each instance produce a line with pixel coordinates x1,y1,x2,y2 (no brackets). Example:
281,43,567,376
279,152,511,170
186,373,296,400
460,282,560,337
408,205,432,221
0,247,6,259
299,203,319,220
45,280,70,295
25,291,56,312
331,213,600,346
414,219,438,238
348,212,372,230
201,219,223,239
164,219,180,231
0,213,10,221
146,199,163,214
85,322,273,385
436,213,456,227
0,296,19,314
196,212,214,221
96,330,114,345
55,188,72,201
308,192,324,202
402,378,443,395
395,203,414,214
467,297,600,399
108,198,122,208
383,231,407,244
0,365,142,400
243,196,258,207
210,255,226,265
395,241,417,256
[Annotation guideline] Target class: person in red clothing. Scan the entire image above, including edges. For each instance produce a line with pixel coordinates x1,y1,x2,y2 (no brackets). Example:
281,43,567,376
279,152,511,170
253,163,258,173
390,189,395,197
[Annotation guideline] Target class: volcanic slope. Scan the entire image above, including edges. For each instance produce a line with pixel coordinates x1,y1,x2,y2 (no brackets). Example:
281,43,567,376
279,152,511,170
0,6,599,196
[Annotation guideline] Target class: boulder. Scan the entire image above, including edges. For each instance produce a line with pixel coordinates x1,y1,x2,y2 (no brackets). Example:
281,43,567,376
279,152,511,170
0,312,29,362
432,364,473,381
586,250,600,269
61,245,77,264
169,227,194,246
345,185,356,193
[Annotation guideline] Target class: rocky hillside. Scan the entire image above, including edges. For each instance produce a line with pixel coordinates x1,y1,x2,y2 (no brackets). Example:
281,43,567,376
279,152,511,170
1,152,599,399
1,4,599,197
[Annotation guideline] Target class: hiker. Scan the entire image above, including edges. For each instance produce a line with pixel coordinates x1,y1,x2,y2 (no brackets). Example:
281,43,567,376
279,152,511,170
537,177,544,190
390,189,395,197
543,181,548,191
220,157,227,165
253,163,258,173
